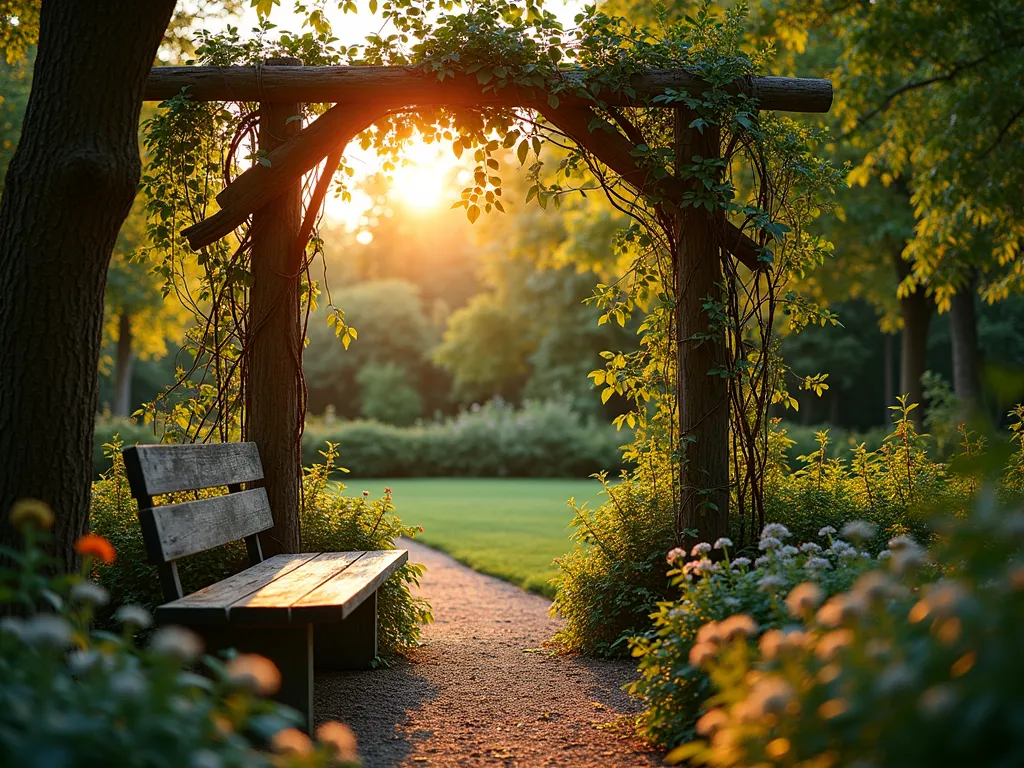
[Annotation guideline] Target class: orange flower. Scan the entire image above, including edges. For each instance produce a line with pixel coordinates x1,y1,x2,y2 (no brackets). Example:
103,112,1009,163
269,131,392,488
75,533,116,565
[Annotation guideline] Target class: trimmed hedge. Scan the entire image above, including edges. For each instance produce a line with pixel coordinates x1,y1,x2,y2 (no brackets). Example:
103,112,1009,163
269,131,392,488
95,399,627,479
303,399,626,478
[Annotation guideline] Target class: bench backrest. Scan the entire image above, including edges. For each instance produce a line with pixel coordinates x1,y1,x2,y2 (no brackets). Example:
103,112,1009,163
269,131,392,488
122,442,272,602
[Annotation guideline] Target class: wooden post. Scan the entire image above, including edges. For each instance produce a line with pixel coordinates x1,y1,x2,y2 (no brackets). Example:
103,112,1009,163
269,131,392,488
249,57,304,556
674,109,730,545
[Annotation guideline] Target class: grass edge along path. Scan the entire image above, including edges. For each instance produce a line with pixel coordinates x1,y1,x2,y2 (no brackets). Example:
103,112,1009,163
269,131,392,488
338,477,606,597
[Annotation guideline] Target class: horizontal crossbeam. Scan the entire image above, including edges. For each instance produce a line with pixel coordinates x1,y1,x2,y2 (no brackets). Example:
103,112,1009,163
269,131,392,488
144,66,833,113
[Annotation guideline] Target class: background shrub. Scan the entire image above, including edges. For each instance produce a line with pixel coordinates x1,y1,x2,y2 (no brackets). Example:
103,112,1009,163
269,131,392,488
552,454,678,657
90,440,431,662
302,398,625,478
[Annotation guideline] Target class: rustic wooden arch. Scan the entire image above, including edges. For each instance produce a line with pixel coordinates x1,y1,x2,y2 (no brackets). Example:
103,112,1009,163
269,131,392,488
143,62,833,554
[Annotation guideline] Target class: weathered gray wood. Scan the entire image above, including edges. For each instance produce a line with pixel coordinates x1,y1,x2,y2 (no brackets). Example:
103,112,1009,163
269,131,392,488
315,591,378,670
194,622,314,732
156,561,184,603
291,550,408,622
229,551,364,623
144,66,833,113
156,552,318,624
138,488,273,563
123,443,263,496
183,102,384,248
249,60,304,558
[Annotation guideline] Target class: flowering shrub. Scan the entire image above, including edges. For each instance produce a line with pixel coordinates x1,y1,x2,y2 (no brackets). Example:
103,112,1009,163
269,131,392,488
554,403,1024,661
0,503,360,767
672,494,1024,767
90,439,431,662
627,523,890,748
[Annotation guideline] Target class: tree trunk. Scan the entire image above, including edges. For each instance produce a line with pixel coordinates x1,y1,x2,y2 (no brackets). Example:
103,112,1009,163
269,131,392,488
674,110,730,546
247,58,304,557
892,250,932,426
0,0,177,571
950,271,981,405
113,312,134,418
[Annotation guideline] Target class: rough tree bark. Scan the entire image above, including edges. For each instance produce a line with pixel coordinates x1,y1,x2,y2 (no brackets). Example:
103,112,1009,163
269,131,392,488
892,249,932,426
950,270,981,405
247,57,304,557
113,312,134,417
675,109,730,545
0,0,178,571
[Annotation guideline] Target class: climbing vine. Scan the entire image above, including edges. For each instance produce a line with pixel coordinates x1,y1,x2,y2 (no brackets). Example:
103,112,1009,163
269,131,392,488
139,0,840,543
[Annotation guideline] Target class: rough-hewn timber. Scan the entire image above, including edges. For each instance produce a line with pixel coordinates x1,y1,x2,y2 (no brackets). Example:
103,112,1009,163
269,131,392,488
247,58,304,557
144,66,833,114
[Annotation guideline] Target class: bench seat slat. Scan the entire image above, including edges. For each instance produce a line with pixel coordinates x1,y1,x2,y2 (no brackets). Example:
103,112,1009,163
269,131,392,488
155,553,318,624
124,443,264,497
291,550,408,622
139,488,274,564
228,551,364,623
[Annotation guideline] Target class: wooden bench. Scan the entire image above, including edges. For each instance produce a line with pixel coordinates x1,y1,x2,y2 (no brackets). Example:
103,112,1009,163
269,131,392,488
122,442,408,731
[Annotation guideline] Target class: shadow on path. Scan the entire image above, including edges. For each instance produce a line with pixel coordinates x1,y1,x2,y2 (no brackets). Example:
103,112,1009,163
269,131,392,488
315,539,661,768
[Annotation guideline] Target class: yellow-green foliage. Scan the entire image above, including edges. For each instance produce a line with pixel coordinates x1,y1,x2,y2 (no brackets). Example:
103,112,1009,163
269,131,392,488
90,439,431,661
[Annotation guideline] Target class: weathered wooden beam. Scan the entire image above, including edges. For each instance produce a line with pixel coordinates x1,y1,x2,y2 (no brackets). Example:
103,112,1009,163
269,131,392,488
145,65,833,114
536,104,767,271
183,101,391,249
247,57,304,558
674,107,730,546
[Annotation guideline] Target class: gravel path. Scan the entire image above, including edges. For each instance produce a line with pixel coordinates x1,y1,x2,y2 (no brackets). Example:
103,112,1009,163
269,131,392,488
316,539,662,768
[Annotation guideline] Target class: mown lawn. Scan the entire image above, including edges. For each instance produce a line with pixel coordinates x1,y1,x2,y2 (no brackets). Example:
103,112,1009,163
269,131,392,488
345,478,608,597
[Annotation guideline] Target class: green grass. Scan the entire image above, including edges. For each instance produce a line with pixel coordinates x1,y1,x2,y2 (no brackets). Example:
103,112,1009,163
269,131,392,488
345,478,607,597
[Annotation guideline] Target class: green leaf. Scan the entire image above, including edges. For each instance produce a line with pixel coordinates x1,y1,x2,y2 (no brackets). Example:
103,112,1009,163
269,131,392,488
517,139,530,166
251,0,280,19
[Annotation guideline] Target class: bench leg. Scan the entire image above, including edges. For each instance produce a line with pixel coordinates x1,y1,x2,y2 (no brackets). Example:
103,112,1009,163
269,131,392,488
314,591,378,671
194,623,314,732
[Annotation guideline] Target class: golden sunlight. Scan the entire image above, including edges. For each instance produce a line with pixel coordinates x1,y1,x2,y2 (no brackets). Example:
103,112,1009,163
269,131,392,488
390,161,450,211
321,135,461,229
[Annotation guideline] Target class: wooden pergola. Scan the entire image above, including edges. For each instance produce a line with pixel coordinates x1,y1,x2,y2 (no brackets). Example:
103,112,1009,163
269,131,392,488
142,62,832,552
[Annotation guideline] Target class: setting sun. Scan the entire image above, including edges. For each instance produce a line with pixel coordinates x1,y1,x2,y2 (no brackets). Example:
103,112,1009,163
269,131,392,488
320,135,463,230
389,162,450,211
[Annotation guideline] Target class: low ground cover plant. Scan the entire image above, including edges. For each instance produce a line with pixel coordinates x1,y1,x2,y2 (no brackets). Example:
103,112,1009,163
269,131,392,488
672,495,1024,767
0,502,360,767
90,440,431,662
